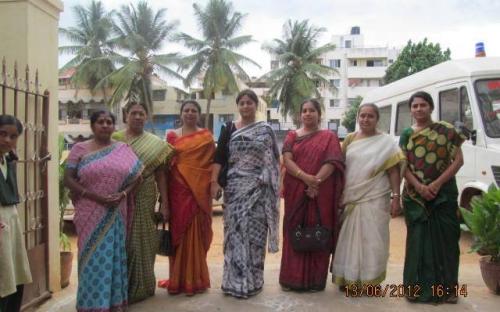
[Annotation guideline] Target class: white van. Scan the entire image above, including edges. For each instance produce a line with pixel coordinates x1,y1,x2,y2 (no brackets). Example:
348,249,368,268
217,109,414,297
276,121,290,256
362,57,500,210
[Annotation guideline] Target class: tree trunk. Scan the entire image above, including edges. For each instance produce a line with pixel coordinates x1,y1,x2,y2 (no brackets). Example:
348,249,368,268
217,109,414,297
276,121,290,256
205,97,212,129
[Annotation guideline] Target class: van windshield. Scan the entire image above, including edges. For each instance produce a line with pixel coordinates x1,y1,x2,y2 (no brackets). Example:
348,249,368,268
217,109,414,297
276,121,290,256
475,79,500,138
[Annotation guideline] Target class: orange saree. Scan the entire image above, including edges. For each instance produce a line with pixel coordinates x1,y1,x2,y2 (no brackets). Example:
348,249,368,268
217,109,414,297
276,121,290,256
159,129,214,295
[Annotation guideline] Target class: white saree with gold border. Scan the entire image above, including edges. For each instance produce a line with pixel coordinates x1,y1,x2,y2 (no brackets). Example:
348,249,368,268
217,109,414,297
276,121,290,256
332,133,404,286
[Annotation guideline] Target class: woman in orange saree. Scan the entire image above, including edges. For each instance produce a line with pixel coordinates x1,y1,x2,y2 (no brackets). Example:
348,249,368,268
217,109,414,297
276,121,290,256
159,100,215,295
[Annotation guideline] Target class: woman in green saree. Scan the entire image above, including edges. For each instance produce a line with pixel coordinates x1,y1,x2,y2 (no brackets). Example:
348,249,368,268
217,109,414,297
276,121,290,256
400,91,465,303
113,101,174,303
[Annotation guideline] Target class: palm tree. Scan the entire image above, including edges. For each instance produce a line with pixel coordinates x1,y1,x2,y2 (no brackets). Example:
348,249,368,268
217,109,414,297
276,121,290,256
177,0,260,128
99,1,183,115
262,20,337,126
59,0,115,100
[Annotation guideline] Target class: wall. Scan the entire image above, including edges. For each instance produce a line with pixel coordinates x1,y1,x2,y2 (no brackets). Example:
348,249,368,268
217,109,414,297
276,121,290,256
0,0,64,292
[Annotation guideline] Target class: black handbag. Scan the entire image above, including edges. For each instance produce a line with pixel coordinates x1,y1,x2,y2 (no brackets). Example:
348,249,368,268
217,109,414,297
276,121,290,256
289,196,332,253
157,220,173,256
217,121,235,187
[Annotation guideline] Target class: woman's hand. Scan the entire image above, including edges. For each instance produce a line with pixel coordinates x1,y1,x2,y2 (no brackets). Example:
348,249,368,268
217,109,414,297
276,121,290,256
305,187,318,198
103,192,126,207
302,173,320,189
390,197,401,218
210,181,222,200
428,181,442,197
416,183,435,201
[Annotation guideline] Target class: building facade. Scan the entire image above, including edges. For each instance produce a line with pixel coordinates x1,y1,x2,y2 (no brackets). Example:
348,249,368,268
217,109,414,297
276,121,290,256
268,26,400,134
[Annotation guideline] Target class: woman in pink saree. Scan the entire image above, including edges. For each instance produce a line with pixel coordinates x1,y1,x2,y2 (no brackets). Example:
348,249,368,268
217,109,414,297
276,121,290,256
64,111,142,312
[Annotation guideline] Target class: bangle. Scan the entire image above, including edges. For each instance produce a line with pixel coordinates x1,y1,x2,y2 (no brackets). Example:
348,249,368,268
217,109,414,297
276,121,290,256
122,191,127,197
296,170,303,178
80,189,87,197
391,194,401,199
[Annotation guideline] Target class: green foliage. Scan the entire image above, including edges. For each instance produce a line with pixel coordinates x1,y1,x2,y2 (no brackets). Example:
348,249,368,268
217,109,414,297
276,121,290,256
341,96,362,132
459,184,500,263
98,0,183,115
177,0,259,128
58,135,71,251
59,0,115,94
261,20,336,126
384,38,451,84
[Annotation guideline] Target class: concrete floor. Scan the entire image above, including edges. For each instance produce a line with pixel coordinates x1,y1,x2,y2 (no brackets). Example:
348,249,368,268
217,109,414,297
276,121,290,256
36,204,500,312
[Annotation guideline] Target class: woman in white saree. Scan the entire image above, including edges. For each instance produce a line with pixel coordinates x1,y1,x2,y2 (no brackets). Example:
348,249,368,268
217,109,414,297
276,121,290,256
332,104,404,289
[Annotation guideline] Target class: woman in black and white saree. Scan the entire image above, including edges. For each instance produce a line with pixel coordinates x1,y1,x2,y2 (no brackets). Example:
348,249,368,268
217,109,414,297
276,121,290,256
211,89,280,298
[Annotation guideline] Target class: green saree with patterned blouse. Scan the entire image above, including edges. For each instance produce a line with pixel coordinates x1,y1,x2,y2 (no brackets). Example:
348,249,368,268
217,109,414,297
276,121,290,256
399,121,466,303
113,130,174,303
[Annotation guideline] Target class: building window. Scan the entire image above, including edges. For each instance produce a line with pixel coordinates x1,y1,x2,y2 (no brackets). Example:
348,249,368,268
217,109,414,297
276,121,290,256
350,60,357,66
329,99,340,107
345,40,352,48
270,60,279,70
367,59,384,67
330,79,340,88
348,98,357,106
388,59,394,64
329,59,341,68
152,89,166,101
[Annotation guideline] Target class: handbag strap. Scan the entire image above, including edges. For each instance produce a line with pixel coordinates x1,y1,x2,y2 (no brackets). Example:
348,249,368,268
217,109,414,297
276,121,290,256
289,195,323,228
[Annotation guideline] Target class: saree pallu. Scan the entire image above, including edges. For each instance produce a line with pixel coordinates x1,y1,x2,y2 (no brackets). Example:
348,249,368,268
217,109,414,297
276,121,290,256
279,130,345,291
165,129,214,295
67,143,142,312
221,121,280,298
400,121,466,303
332,133,404,287
112,131,174,303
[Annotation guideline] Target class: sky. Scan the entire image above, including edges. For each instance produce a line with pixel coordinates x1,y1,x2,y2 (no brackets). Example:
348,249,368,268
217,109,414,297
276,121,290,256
58,0,500,87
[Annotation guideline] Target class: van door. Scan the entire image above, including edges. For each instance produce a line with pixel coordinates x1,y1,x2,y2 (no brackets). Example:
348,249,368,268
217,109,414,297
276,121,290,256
438,85,476,187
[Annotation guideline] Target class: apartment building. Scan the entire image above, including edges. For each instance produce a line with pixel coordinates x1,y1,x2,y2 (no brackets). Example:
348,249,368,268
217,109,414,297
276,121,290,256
268,26,400,133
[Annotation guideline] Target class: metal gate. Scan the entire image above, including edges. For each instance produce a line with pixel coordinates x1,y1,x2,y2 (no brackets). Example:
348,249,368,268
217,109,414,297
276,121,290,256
1,58,51,309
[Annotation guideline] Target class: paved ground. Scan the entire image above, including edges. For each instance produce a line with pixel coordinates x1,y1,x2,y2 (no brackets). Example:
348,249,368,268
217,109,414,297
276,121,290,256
36,203,500,311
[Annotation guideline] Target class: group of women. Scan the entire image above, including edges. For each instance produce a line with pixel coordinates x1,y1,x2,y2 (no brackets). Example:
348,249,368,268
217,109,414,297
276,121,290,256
0,88,464,312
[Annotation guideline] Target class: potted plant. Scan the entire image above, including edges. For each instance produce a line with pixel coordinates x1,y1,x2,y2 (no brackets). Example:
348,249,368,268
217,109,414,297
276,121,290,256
459,184,500,294
59,134,73,288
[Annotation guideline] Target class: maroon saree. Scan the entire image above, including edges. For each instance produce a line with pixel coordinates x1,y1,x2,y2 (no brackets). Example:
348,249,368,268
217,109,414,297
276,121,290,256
279,130,345,291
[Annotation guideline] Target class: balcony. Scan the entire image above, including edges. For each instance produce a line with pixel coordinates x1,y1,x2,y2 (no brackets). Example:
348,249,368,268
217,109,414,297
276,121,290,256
347,66,386,78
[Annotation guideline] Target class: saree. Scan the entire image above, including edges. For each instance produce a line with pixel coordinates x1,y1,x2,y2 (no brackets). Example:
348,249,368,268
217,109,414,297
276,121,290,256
332,133,404,287
400,121,466,303
279,130,345,291
66,142,142,312
221,121,280,298
112,131,174,303
162,129,214,294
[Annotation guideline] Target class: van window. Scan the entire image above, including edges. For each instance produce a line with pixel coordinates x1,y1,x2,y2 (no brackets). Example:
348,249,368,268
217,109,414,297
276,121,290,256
439,88,460,124
396,101,411,135
378,105,392,133
460,87,473,130
475,79,500,138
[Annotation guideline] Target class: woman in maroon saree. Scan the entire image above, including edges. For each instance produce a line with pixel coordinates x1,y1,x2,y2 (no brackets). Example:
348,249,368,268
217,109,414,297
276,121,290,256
280,99,345,291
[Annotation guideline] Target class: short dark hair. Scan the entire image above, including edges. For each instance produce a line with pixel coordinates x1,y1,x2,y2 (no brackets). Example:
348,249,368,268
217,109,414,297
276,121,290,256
90,110,116,126
409,91,434,110
300,99,322,118
236,89,259,106
0,114,23,135
357,103,380,120
125,101,149,114
180,100,202,114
